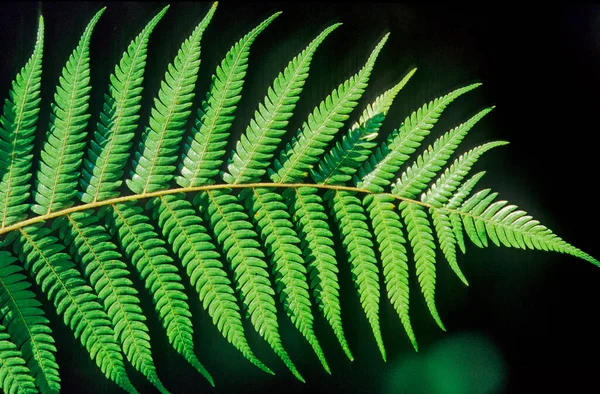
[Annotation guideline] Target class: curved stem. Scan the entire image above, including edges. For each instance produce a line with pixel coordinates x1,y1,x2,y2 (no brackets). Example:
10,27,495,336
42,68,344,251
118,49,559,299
0,182,432,236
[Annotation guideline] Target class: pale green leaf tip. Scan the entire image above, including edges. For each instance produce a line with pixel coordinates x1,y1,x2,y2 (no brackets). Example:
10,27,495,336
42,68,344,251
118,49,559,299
437,319,447,332
258,11,282,28
379,32,391,47
257,361,275,375
294,370,306,383
412,341,419,352
198,366,215,387
377,339,387,361
342,342,354,361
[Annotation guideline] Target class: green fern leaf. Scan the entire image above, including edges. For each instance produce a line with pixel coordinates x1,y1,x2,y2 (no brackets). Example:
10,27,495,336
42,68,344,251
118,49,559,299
241,187,329,373
357,84,480,192
31,8,104,216
400,202,445,330
0,16,59,394
223,23,341,184
313,69,416,185
392,107,492,198
177,12,282,188
0,4,598,390
56,213,166,393
364,194,417,350
198,189,303,381
149,195,268,376
126,3,217,195
270,34,390,183
327,190,385,359
0,249,59,394
0,323,37,394
284,187,353,361
453,190,600,266
105,202,214,385
0,16,44,229
6,226,136,394
80,6,169,204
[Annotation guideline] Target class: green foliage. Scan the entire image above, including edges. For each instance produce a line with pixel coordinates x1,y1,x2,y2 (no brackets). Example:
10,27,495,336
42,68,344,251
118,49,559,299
0,322,37,394
0,3,597,392
0,247,59,393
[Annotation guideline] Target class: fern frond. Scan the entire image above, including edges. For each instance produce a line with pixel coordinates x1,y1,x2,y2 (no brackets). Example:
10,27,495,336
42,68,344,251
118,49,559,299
400,202,445,330
0,323,37,394
80,6,169,204
126,3,217,195
327,190,385,360
363,194,417,350
0,16,44,229
177,12,282,188
198,190,303,381
392,107,492,198
6,226,136,394
223,23,341,184
105,202,214,385
0,4,598,390
150,195,268,376
241,188,329,373
56,213,166,393
312,69,416,185
284,187,353,361
270,34,390,183
0,249,59,394
356,84,480,192
31,8,105,216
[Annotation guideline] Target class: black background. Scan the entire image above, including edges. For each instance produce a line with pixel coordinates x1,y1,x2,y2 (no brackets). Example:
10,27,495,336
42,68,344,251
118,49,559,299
1,2,599,393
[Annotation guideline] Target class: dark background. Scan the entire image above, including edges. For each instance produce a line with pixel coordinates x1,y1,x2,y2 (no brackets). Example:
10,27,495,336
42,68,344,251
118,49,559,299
1,2,599,393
